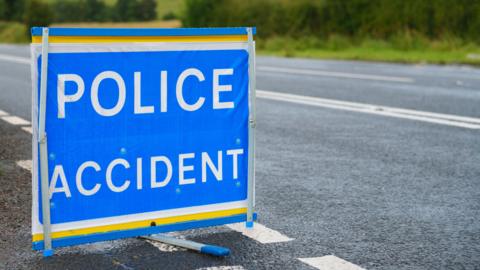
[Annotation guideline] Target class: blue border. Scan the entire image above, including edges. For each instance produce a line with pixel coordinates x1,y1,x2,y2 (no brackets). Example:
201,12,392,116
31,27,256,37
32,213,257,250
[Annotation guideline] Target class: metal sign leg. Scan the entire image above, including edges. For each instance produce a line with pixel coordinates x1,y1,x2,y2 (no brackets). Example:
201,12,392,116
38,27,53,257
140,234,230,257
246,27,256,229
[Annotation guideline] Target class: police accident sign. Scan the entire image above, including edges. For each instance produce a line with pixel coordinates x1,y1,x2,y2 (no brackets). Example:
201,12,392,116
30,27,256,250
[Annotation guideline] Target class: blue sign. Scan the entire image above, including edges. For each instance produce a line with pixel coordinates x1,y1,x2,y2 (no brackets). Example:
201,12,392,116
31,28,255,250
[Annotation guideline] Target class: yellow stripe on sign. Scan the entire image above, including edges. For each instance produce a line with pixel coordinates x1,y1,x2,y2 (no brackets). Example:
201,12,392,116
32,207,247,242
31,35,248,43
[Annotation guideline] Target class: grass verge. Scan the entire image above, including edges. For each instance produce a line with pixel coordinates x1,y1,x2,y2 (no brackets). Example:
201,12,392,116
258,36,480,66
0,22,29,43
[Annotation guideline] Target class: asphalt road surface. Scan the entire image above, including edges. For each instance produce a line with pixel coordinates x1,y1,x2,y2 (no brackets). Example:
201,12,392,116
0,44,479,270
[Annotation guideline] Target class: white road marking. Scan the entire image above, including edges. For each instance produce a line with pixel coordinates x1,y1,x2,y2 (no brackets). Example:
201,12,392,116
226,222,293,244
16,160,32,172
299,256,365,270
257,90,480,129
1,115,31,125
196,266,245,270
0,54,30,65
22,126,33,134
259,66,414,83
0,109,32,130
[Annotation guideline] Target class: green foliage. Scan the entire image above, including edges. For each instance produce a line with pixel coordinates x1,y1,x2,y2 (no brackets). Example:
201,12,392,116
114,0,157,22
53,0,109,22
84,0,108,22
51,0,158,23
162,11,177,20
24,0,53,31
0,0,6,20
182,0,480,43
182,0,215,28
0,0,174,24
53,1,83,22
136,0,157,21
114,0,136,21
2,0,26,21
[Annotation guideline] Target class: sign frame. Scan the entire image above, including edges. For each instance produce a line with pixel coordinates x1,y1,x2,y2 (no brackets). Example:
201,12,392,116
30,27,257,256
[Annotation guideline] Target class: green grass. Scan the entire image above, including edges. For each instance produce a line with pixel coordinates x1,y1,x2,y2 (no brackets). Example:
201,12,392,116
0,22,29,43
258,36,480,66
155,0,183,19
260,49,480,66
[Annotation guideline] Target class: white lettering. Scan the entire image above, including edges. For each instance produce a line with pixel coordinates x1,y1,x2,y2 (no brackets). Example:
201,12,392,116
202,151,223,182
57,74,84,119
227,149,244,179
176,68,205,111
213,69,234,109
134,72,154,114
151,156,172,188
91,71,126,116
136,158,143,190
76,161,101,196
179,153,195,185
106,158,130,192
49,165,71,198
160,71,168,112
51,148,246,198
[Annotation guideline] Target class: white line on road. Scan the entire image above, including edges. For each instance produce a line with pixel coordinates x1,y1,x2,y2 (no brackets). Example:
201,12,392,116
0,109,32,132
1,115,30,125
226,222,293,244
16,160,32,172
22,126,33,134
257,90,480,129
0,54,30,65
259,66,414,83
299,256,365,270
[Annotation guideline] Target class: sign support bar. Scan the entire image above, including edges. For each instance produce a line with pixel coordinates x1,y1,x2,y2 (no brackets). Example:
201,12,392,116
140,234,230,257
38,27,53,257
246,27,256,228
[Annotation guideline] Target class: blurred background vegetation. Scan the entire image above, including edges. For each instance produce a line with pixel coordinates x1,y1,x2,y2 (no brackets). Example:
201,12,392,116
1,0,480,65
